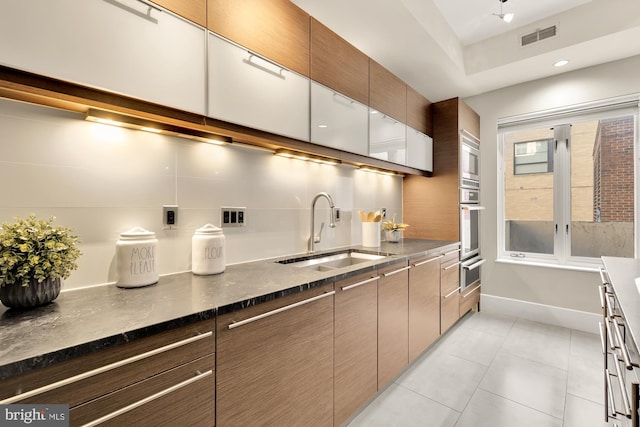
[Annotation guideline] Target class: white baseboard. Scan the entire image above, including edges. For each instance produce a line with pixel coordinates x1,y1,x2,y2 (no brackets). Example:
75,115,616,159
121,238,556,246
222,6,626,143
480,294,601,334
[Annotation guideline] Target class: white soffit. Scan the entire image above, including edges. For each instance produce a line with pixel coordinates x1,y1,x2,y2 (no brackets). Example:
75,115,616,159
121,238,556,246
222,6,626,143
291,0,640,101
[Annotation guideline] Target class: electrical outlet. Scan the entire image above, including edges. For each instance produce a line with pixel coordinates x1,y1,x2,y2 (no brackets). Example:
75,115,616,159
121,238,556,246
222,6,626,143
334,207,341,222
163,205,178,229
381,208,387,219
221,207,246,228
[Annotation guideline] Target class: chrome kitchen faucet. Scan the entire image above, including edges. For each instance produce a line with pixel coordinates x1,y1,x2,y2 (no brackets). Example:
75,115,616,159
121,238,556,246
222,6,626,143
308,192,336,253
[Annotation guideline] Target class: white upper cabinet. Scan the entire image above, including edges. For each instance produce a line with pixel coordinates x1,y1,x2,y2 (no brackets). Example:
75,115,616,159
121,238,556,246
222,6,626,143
207,33,310,142
369,109,407,165
0,0,206,114
310,82,368,155
406,127,433,172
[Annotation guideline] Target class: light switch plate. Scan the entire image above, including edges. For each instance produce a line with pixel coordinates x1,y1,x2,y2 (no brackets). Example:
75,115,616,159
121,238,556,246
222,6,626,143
221,207,246,228
163,205,178,229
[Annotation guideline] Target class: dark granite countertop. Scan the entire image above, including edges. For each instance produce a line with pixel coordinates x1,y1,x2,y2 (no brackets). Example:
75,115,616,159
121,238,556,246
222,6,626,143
0,239,457,380
602,256,640,352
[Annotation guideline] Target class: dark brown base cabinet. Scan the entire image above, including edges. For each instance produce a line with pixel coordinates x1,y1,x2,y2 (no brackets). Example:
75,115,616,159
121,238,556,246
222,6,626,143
216,284,335,427
0,320,215,427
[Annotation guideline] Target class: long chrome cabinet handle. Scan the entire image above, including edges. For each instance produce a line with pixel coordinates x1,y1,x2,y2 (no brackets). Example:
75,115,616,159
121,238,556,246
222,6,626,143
443,287,461,299
103,0,161,23
228,291,335,329
612,353,632,417
599,285,606,310
80,369,213,427
606,319,618,351
443,249,461,257
599,322,606,355
613,318,635,370
341,276,380,291
245,51,286,77
462,259,485,271
606,369,617,420
383,265,411,277
443,261,461,271
412,255,443,267
462,285,481,298
0,332,213,404
600,267,610,285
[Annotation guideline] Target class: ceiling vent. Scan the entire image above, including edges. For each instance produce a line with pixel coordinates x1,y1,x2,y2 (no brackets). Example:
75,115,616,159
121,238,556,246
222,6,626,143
521,25,557,47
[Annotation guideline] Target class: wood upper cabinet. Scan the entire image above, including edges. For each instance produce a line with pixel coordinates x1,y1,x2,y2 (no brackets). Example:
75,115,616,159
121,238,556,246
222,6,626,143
151,0,206,27
408,255,441,362
377,261,410,389
369,60,407,123
403,97,480,241
1,319,215,426
310,18,369,105
406,85,432,136
334,271,379,426
207,0,310,77
216,284,334,426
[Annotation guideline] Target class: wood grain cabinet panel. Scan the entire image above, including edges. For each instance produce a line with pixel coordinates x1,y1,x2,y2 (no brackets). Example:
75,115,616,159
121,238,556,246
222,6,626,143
207,0,310,76
1,319,215,426
151,0,206,27
403,98,480,241
70,355,215,426
408,255,441,362
334,271,379,426
369,60,407,123
310,18,369,105
460,283,481,315
406,85,432,136
216,284,334,427
441,255,461,334
377,261,409,389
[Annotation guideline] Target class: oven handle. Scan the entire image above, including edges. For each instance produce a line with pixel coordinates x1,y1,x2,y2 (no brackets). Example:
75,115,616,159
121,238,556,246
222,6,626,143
462,258,485,271
461,205,485,211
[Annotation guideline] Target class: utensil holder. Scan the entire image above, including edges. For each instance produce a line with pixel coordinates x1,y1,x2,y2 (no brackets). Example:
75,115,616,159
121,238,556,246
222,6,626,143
362,222,381,247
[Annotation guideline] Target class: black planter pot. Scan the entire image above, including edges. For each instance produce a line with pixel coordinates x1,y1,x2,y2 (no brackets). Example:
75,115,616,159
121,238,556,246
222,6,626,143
0,277,61,309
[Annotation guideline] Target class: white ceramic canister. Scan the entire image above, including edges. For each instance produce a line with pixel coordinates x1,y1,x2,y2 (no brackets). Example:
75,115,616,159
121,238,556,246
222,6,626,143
115,227,159,288
192,223,225,275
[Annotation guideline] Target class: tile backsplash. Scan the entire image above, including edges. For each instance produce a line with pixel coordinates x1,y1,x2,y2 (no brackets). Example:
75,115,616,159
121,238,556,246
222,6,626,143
0,99,403,290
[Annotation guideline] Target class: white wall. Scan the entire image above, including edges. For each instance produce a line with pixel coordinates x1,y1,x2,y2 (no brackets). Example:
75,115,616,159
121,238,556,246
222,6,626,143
465,54,640,315
0,99,402,291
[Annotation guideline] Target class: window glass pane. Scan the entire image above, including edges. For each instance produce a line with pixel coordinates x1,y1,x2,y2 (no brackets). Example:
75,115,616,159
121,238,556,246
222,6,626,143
504,127,555,254
571,116,635,258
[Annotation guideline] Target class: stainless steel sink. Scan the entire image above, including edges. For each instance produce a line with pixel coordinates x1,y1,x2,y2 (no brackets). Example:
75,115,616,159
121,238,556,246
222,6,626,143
277,250,389,271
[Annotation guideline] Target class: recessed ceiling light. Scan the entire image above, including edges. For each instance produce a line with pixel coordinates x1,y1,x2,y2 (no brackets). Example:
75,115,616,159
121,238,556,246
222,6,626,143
554,60,569,67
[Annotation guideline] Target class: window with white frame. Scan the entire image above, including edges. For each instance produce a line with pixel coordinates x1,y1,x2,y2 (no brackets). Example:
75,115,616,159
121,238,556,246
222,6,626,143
498,96,639,268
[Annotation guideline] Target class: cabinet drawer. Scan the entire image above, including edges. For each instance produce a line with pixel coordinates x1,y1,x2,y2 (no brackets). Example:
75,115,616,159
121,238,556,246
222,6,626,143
2,319,214,406
460,284,481,315
70,355,214,426
440,247,461,264
441,286,460,334
441,258,460,293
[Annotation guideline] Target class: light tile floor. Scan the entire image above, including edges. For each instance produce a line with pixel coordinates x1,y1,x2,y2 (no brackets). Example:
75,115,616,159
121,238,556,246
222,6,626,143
347,311,606,427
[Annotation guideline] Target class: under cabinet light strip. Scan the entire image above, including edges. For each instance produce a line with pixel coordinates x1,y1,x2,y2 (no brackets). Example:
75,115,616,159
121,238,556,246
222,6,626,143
84,109,231,145
0,332,213,404
274,149,341,166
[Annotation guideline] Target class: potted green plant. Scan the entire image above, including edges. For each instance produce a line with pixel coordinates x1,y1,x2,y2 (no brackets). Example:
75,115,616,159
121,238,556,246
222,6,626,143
381,214,409,243
0,215,81,309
